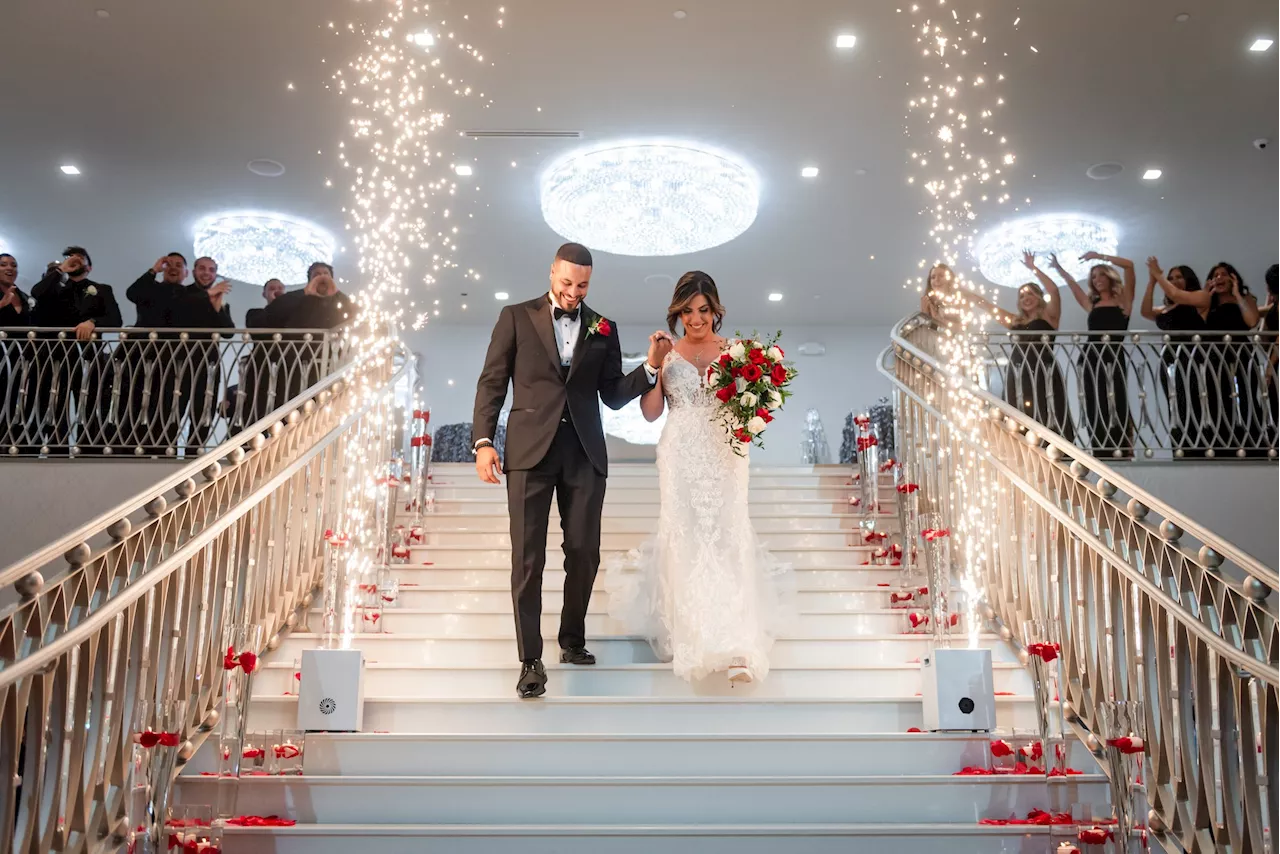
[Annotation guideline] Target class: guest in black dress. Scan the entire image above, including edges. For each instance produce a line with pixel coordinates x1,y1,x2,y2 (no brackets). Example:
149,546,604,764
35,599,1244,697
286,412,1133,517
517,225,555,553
0,254,35,449
1157,262,1261,456
1141,259,1206,457
969,252,1076,440
1054,251,1136,458
1260,264,1277,449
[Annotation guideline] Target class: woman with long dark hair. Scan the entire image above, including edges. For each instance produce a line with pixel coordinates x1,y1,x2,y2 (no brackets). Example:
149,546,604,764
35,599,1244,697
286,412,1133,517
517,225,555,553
1156,261,1261,455
1052,251,1136,458
1141,258,1206,456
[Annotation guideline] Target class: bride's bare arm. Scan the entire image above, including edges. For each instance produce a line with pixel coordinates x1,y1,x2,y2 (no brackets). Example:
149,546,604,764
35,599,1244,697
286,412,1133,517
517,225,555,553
639,368,665,421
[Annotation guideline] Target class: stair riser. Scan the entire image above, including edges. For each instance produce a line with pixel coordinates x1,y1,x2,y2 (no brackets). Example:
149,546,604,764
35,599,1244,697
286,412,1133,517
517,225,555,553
408,531,880,549
305,610,945,637
185,734,1090,778
412,487,873,502
206,831,1094,854
402,503,893,520
387,589,908,612
378,566,915,586
258,664,1031,698
406,516,867,533
245,697,1044,733
398,552,906,570
275,636,1017,667
173,776,1108,825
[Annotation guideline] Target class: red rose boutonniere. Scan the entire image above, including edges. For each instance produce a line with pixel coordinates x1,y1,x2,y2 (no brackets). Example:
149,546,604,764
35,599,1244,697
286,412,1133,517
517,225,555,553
588,316,612,338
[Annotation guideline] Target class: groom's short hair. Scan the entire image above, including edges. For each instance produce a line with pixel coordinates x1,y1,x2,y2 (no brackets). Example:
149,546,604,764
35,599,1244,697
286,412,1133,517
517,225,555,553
555,243,593,268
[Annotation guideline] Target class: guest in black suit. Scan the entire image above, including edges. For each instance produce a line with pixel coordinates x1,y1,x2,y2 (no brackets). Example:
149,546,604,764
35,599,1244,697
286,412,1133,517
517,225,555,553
30,246,122,454
236,278,286,428
118,253,189,453
262,263,351,404
167,256,233,456
0,253,35,449
471,243,666,698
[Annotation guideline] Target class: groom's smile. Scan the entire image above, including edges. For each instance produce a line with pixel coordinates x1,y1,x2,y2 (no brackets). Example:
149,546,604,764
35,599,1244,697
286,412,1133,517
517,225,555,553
550,257,592,310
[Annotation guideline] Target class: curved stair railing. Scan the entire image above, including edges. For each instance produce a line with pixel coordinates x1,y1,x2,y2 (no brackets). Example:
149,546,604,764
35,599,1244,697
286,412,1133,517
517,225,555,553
0,340,405,853
882,314,1277,854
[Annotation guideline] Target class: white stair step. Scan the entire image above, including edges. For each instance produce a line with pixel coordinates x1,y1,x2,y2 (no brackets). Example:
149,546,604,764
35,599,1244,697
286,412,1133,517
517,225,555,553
410,485,881,502
274,634,1016,667
409,530,879,549
407,515,870,533
406,499,893,516
305,608,946,637
209,824,1093,854
379,565,912,586
398,549,904,569
257,660,1032,698
175,773,1109,825
385,586,912,612
183,732,1094,777
245,695,1043,733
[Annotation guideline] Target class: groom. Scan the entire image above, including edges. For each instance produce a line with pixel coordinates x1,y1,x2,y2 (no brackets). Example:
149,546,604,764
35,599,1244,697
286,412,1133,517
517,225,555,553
472,243,671,698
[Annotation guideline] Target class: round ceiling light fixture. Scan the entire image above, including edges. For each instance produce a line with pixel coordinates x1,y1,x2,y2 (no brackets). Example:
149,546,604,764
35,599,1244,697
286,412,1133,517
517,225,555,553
247,159,286,178
193,211,336,285
539,139,760,257
974,213,1120,288
1086,162,1124,180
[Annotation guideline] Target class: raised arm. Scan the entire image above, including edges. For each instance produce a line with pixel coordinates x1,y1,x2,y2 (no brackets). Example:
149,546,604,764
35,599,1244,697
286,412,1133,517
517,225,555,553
965,290,1020,329
1153,268,1212,309
1049,253,1091,312
1140,257,1161,322
1024,251,1062,326
1083,251,1136,313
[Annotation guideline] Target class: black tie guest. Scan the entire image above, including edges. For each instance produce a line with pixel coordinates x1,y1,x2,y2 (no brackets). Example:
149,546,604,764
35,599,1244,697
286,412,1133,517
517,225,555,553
262,263,351,404
165,255,233,457
0,253,35,450
117,253,189,454
30,246,122,455
237,278,287,428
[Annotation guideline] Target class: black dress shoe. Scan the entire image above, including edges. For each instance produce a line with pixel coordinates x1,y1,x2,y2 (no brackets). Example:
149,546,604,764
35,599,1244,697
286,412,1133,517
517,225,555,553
560,647,596,666
517,660,547,699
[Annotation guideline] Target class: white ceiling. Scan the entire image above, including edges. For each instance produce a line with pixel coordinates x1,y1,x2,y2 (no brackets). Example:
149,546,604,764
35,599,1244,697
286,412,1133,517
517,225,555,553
0,0,1276,329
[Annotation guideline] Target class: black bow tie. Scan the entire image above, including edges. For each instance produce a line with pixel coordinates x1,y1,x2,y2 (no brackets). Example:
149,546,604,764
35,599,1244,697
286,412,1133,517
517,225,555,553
553,306,580,322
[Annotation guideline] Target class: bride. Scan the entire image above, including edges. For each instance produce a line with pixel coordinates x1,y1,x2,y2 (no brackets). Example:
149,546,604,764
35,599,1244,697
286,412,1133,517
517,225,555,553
604,271,794,684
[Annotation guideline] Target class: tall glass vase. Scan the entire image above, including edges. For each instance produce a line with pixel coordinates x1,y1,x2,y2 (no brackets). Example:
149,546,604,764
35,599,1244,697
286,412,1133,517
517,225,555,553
1024,619,1066,777
216,624,264,818
1099,700,1146,849
920,511,953,648
125,697,188,853
894,458,922,580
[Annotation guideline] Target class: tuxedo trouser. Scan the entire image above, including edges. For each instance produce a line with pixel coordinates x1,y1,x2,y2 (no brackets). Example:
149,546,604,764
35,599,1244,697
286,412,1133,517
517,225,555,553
506,420,606,662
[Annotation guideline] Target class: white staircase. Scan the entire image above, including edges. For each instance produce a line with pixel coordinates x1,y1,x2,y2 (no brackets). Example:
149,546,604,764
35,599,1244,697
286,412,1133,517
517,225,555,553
177,464,1105,853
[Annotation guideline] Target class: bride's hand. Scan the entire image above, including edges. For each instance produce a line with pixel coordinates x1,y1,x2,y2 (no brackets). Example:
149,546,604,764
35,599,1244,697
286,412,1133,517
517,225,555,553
647,331,673,369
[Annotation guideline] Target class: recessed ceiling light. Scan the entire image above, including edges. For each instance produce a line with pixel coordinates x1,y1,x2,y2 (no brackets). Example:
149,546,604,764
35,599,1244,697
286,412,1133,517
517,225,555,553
1250,38,1274,52
95,9,110,18
447,379,455,386
1142,168,1163,180
673,10,687,19
494,291,509,300
768,292,784,302
1085,162,1124,180
835,33,857,49
60,165,81,175
1173,12,1190,22
454,164,473,176
409,30,434,47
247,159,286,178
800,166,820,178
854,168,868,176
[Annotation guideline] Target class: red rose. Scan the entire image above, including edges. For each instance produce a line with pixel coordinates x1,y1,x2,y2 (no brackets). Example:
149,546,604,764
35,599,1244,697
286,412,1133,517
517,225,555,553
756,407,773,424
770,363,787,385
748,348,767,365
718,353,732,367
730,365,744,378
596,319,612,336
138,731,161,748
733,427,752,443
742,363,763,383
715,386,734,403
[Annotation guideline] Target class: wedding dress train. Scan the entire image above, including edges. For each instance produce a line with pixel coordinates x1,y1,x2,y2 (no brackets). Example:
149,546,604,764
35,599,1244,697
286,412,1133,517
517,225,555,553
604,351,795,683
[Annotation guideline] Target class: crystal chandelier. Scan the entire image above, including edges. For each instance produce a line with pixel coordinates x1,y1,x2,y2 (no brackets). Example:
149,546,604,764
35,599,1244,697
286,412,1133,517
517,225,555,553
539,140,760,257
974,214,1120,288
193,211,336,285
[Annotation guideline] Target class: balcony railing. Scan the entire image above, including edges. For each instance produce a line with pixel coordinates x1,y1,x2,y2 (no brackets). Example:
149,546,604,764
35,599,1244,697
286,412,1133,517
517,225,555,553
0,327,348,458
0,339,403,853
884,313,1277,854
968,325,1278,460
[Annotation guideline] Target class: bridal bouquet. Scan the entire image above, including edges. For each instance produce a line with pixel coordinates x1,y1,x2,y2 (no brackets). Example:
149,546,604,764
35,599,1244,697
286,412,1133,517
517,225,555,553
705,331,796,452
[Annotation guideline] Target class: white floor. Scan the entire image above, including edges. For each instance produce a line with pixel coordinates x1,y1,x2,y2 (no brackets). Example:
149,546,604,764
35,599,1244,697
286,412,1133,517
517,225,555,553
177,464,1111,853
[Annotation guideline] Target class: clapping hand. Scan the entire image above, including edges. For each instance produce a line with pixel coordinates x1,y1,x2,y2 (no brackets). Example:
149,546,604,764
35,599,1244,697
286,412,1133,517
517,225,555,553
0,288,20,314
1146,256,1163,280
207,280,232,310
646,330,674,369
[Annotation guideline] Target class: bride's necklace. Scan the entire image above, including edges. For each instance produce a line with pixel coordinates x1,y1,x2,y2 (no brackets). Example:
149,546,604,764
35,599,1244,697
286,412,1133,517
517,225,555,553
682,337,723,368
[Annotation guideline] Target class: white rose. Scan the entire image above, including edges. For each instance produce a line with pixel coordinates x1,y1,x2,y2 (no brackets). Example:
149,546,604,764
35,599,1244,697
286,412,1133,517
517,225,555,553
760,376,772,386
768,390,783,409
735,377,747,393
739,391,758,408
85,285,98,296
767,346,784,362
747,416,767,434
728,341,746,361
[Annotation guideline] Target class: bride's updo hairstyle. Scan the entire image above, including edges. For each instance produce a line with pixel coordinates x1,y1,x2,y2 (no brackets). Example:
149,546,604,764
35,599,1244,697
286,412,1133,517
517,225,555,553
666,270,726,334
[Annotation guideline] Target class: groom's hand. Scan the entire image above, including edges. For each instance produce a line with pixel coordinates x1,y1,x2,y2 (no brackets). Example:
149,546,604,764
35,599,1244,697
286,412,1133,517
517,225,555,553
476,445,503,484
646,331,674,369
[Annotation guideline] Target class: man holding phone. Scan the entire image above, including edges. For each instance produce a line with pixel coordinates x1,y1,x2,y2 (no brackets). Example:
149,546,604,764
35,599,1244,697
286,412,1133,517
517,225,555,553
167,255,234,456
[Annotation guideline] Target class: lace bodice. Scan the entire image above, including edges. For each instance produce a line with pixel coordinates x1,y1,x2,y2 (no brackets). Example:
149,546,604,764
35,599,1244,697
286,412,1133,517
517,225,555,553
661,351,716,412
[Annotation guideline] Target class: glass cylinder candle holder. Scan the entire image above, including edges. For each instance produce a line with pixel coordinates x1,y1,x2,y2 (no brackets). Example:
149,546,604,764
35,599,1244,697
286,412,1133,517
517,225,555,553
240,731,272,776
273,730,306,776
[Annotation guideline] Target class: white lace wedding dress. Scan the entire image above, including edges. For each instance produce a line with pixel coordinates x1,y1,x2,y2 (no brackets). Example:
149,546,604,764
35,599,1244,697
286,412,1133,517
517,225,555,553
604,351,795,683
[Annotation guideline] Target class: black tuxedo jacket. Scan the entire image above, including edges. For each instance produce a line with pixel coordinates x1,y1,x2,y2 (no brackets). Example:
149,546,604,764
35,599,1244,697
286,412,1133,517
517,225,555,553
30,271,123,331
472,295,652,475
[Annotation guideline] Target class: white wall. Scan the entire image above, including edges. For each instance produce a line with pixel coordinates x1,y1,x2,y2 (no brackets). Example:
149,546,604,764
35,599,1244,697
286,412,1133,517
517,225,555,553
403,322,893,466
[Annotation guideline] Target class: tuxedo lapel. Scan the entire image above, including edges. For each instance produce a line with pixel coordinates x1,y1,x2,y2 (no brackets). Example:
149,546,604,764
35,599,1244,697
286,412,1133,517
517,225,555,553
566,305,593,383
527,297,563,377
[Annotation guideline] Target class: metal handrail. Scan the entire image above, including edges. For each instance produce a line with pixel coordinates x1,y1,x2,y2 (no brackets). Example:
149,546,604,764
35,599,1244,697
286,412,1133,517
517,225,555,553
882,312,1277,854
0,326,348,457
0,339,403,853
